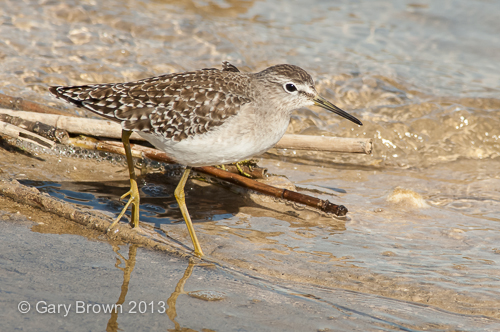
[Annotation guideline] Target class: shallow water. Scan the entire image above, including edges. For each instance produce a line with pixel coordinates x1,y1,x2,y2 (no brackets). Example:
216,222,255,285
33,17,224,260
4,216,498,332
1,0,500,330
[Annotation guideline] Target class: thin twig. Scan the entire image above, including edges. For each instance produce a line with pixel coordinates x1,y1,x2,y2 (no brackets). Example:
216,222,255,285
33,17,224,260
0,113,69,143
68,137,348,216
0,121,56,149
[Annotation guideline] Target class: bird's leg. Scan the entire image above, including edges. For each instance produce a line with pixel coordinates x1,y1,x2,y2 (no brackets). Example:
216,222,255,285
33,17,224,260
108,130,140,230
174,167,204,257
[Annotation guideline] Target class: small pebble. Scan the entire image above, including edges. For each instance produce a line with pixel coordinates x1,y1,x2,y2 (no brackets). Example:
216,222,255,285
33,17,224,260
188,290,226,301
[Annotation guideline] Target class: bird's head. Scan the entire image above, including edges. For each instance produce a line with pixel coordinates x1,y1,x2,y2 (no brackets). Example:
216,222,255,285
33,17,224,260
255,64,362,126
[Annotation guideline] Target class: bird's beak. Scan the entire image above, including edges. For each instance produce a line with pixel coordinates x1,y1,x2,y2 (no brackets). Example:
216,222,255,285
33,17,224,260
313,95,362,126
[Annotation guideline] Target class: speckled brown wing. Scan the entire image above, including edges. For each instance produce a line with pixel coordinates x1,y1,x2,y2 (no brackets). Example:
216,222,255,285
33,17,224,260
49,67,252,142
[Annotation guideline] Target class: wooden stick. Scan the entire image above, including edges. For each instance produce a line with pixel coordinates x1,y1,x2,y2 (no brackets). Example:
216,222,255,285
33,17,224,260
0,109,372,154
0,108,143,141
195,166,348,216
276,134,372,154
0,113,69,144
68,137,348,216
0,121,56,149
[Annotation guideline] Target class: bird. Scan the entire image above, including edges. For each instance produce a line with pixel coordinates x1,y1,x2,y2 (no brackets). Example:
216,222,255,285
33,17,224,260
49,61,362,257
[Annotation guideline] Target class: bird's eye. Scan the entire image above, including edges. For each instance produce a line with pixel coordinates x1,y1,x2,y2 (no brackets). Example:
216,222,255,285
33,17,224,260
284,83,297,93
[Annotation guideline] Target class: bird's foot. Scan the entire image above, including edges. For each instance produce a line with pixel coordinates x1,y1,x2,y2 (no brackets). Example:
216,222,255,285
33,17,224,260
107,179,141,232
234,159,258,178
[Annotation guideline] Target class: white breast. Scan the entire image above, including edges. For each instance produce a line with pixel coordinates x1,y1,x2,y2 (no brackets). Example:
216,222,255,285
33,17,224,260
138,104,291,167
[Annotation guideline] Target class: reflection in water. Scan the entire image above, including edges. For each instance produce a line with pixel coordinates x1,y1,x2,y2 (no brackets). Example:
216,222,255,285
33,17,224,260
166,260,196,331
105,246,199,332
106,245,138,332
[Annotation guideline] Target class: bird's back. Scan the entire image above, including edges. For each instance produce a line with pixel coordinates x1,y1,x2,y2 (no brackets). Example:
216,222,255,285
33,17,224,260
49,65,254,142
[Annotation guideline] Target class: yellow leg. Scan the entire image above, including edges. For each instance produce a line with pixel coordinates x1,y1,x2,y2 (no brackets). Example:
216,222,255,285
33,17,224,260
174,167,204,256
108,130,140,230
234,162,252,178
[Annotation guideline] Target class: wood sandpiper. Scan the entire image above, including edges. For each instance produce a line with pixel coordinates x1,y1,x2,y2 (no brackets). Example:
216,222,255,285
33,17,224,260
49,61,362,256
